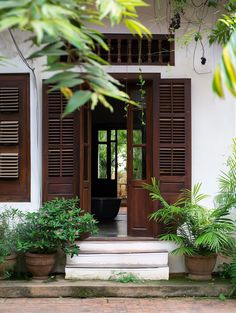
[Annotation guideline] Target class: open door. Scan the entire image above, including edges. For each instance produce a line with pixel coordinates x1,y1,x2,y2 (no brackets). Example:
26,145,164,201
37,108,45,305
127,82,153,236
79,105,91,212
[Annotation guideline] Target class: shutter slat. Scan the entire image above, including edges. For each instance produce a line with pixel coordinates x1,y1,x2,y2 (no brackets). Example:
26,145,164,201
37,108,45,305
0,121,19,144
0,153,19,178
0,87,19,111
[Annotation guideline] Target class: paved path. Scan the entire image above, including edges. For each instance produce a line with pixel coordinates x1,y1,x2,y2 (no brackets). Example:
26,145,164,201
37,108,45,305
0,298,236,313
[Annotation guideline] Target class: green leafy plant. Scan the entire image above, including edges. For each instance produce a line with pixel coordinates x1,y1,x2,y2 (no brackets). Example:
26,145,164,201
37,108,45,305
109,272,143,283
0,208,23,263
144,178,236,256
16,198,98,257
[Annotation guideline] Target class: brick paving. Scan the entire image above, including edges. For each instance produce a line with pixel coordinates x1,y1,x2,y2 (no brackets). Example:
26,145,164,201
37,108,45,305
0,298,236,313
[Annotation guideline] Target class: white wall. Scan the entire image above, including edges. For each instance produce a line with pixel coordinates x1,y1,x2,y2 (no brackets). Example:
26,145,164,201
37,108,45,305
0,2,235,213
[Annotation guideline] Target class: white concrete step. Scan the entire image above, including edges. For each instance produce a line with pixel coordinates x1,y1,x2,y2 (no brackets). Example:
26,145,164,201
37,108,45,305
67,252,168,268
65,240,170,280
75,240,168,254
65,267,169,280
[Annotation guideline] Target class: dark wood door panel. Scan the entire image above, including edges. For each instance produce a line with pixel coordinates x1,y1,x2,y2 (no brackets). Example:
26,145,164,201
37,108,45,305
127,79,154,237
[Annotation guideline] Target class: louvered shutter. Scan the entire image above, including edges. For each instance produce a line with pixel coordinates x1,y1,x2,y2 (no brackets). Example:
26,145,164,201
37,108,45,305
154,79,191,232
0,74,30,201
42,85,79,201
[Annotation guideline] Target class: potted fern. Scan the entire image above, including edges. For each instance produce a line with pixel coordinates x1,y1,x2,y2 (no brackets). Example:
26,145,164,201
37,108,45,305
144,179,236,280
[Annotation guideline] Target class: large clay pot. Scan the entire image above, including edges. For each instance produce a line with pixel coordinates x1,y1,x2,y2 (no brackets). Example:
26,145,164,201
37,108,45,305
185,254,217,280
25,252,56,279
0,254,17,280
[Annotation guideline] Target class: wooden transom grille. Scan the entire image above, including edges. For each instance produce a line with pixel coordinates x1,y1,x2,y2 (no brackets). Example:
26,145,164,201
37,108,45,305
61,34,174,66
159,81,187,176
96,34,174,65
47,88,74,177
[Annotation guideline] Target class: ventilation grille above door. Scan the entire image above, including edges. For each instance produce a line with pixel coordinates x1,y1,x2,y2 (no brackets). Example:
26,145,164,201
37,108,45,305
61,34,174,66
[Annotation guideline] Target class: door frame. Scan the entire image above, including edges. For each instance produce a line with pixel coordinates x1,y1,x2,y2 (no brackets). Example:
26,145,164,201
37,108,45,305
81,73,160,237
108,73,160,237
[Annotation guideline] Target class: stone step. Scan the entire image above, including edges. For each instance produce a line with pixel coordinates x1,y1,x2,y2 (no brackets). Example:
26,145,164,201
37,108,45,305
76,240,168,254
65,267,169,280
67,252,168,268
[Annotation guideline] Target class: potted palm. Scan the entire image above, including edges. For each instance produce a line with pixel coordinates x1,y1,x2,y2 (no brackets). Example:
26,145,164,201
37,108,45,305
144,179,236,280
16,197,98,279
0,208,23,279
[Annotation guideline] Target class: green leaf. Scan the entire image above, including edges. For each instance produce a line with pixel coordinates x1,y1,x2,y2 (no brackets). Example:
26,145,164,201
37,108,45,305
46,72,79,84
62,90,92,117
213,31,236,98
29,41,66,59
0,0,31,9
213,65,224,97
124,19,151,37
0,17,23,31
49,79,84,91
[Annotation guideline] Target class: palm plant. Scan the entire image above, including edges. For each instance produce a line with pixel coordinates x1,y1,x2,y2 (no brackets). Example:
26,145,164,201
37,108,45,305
214,138,236,295
144,178,236,256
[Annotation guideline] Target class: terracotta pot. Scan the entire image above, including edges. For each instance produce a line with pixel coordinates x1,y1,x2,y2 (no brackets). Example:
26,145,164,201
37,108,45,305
0,254,17,280
25,252,56,279
79,232,90,240
185,254,217,281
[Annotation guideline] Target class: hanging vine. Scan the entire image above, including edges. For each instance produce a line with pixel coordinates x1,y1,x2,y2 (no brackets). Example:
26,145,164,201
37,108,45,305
153,0,235,74
138,38,146,126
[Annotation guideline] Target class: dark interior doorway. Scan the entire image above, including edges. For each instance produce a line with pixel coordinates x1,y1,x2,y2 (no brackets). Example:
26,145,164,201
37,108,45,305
91,99,128,237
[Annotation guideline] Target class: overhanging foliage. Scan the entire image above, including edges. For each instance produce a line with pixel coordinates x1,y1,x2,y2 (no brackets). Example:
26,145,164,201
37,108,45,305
0,0,150,115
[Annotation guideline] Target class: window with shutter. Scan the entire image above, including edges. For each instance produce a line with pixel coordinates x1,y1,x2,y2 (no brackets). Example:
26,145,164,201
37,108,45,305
42,85,79,201
155,78,191,208
0,74,30,202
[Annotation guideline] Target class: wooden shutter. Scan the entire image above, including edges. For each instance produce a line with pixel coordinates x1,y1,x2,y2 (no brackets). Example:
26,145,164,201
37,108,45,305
42,85,79,201
153,78,191,234
0,74,30,202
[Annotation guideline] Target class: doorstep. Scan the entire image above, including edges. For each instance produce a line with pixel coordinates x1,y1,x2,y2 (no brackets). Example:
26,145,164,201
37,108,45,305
0,277,231,298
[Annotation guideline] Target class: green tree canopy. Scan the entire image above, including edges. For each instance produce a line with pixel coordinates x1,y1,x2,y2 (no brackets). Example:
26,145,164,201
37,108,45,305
0,0,236,110
0,0,150,115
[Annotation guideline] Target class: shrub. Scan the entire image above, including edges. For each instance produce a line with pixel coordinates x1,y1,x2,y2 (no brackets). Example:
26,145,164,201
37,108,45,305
16,198,98,257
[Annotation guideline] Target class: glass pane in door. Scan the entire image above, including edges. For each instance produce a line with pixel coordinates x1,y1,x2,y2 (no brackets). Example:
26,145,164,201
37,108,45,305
98,143,107,178
132,147,146,180
133,110,146,144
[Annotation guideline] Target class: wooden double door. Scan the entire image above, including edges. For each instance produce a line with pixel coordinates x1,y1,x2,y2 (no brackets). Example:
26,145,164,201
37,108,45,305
80,77,154,237
43,74,191,238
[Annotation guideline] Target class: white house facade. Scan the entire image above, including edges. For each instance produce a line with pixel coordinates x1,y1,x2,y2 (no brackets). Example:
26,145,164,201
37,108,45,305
0,2,235,277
